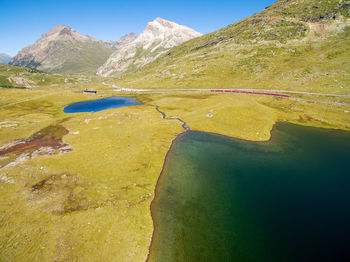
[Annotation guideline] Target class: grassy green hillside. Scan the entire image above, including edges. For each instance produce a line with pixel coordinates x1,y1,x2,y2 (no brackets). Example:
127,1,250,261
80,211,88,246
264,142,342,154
43,41,116,75
116,0,350,94
0,63,82,88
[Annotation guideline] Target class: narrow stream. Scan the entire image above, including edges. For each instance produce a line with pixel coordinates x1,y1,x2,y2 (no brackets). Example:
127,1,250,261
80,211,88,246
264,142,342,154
147,104,190,131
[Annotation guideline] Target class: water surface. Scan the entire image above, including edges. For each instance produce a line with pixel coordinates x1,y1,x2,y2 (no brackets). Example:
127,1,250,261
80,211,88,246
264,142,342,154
64,96,142,113
150,123,350,262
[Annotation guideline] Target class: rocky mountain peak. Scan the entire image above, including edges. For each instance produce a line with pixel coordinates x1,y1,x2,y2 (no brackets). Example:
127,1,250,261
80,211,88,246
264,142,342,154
48,24,72,33
154,17,177,28
117,33,137,44
139,17,202,49
59,27,73,36
97,18,202,76
43,25,76,38
9,25,120,74
144,18,180,34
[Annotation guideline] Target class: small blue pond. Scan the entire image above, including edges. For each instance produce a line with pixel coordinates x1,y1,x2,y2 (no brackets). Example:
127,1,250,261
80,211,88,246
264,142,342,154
64,96,143,113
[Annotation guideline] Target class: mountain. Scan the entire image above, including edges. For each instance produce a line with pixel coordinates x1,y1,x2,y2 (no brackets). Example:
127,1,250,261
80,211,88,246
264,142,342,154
116,33,137,44
97,18,202,77
104,33,137,48
0,53,11,64
9,25,133,75
116,0,350,94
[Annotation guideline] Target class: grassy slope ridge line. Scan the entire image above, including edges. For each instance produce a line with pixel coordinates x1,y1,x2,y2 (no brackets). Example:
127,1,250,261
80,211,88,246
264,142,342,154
116,0,350,94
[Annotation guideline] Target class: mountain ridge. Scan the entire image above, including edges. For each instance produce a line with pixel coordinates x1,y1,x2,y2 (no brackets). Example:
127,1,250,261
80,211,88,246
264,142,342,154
96,18,202,77
9,25,134,74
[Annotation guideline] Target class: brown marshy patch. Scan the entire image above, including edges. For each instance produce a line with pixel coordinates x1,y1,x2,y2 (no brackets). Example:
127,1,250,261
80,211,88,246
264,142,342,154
29,173,89,214
31,174,72,192
298,114,330,126
0,120,71,168
137,96,154,103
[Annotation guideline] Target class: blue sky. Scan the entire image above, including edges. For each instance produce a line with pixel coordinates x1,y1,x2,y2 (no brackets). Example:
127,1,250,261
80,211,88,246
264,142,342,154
0,0,276,56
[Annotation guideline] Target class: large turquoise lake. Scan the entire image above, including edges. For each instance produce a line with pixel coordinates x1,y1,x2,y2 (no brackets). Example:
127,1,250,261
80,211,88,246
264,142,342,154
149,123,350,262
64,96,142,113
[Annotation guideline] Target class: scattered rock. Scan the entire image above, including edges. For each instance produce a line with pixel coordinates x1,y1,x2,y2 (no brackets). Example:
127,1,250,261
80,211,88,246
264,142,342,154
8,77,34,88
0,121,19,129
4,153,30,168
0,156,9,161
0,173,14,184
31,147,56,158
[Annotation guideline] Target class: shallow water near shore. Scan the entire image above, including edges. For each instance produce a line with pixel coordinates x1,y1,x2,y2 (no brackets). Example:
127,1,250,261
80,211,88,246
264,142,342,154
149,123,350,262
64,96,142,113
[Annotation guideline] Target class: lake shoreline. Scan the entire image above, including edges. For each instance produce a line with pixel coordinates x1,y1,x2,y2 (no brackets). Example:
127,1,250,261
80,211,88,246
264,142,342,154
146,130,188,262
145,122,282,261
145,124,276,261
146,121,350,261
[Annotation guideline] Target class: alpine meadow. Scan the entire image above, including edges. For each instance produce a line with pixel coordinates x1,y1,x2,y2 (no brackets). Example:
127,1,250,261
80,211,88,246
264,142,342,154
0,0,350,262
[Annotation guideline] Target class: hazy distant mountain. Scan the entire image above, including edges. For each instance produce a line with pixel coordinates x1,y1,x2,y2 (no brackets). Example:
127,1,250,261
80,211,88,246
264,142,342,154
104,33,137,49
9,25,134,74
116,33,137,44
97,18,202,77
0,53,11,64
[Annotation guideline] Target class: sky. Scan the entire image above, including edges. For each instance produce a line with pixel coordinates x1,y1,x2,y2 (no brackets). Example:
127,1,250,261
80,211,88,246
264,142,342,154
0,0,276,56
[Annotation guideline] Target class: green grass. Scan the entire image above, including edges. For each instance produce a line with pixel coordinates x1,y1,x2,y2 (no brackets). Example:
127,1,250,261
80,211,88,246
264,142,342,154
116,26,350,94
115,0,349,95
46,41,116,75
0,76,349,262
0,76,15,88
0,0,349,261
265,0,350,21
0,63,111,88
